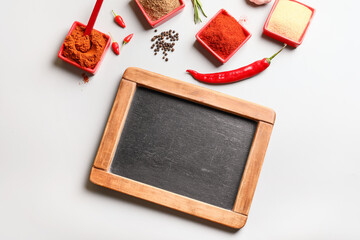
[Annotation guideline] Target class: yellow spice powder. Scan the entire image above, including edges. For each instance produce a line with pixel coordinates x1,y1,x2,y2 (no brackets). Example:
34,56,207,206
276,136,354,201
268,0,312,42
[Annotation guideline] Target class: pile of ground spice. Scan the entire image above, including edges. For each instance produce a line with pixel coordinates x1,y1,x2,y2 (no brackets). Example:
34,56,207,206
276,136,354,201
267,0,312,42
62,26,108,69
139,0,181,21
199,13,246,59
82,73,89,83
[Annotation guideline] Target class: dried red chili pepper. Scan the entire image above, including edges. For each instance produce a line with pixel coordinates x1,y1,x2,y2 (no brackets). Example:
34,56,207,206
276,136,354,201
109,32,119,55
112,10,126,28
187,44,287,84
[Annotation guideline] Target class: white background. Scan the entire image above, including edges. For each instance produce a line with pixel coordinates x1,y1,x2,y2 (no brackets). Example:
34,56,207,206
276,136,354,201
1,0,359,239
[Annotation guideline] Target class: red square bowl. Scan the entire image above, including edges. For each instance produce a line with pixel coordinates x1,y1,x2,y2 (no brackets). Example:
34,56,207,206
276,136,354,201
58,21,111,74
196,9,252,64
135,0,185,28
263,0,315,48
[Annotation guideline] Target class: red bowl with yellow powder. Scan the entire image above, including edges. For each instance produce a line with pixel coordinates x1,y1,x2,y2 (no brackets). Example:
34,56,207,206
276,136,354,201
58,21,111,74
196,9,251,64
263,0,315,47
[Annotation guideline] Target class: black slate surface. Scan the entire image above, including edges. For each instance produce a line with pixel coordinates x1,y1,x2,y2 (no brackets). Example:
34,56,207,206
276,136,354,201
110,87,257,210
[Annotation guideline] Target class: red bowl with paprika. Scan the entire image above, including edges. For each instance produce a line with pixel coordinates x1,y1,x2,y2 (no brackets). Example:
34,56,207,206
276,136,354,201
135,0,185,28
58,21,111,74
196,9,251,64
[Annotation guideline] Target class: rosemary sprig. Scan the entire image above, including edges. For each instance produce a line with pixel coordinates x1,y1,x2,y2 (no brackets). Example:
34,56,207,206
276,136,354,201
192,0,207,24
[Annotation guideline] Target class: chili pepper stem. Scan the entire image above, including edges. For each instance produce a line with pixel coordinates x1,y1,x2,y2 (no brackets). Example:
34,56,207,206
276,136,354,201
108,32,115,42
267,44,287,63
119,42,127,53
112,10,117,17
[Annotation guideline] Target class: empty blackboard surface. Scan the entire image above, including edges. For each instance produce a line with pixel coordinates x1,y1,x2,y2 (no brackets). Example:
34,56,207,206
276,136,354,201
110,87,257,210
91,67,275,228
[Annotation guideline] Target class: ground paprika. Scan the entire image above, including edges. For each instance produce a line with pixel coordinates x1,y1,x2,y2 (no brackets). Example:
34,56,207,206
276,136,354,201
62,26,108,69
199,12,246,59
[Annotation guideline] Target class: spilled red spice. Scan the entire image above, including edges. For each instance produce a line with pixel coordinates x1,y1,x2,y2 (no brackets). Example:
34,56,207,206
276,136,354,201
62,26,108,69
200,13,246,59
82,73,89,83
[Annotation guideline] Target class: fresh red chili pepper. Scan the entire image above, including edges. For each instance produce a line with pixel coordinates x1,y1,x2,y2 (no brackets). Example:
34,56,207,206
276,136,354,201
118,33,134,53
112,42,120,55
123,33,133,44
112,10,126,28
187,44,287,84
109,32,120,55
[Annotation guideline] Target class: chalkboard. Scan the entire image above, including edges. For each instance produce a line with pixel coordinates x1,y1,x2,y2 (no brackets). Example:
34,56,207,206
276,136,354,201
90,67,275,228
110,87,257,210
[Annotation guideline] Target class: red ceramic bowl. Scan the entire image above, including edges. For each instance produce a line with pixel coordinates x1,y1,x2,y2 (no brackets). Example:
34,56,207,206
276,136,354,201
58,21,111,74
135,0,185,28
196,9,252,64
263,0,315,48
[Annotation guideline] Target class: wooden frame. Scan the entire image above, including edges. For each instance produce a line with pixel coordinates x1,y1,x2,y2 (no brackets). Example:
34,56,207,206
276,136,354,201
90,67,275,229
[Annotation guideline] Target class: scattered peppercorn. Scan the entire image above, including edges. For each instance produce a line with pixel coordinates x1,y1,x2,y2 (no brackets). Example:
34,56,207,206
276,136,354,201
150,29,179,62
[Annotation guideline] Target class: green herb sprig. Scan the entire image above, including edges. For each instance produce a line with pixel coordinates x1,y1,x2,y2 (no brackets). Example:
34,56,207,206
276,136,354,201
192,0,207,24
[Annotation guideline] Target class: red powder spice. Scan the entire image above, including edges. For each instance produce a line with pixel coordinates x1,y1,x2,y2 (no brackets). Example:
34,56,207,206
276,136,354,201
200,13,246,59
82,73,89,83
62,26,108,69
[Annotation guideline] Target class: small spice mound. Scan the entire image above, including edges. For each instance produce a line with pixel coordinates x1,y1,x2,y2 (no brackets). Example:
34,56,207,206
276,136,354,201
268,0,312,42
82,73,89,83
62,26,108,69
199,13,246,60
139,0,181,21
150,29,179,62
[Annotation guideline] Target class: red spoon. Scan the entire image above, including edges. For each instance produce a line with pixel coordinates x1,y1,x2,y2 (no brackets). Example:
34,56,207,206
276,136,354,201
84,0,104,35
